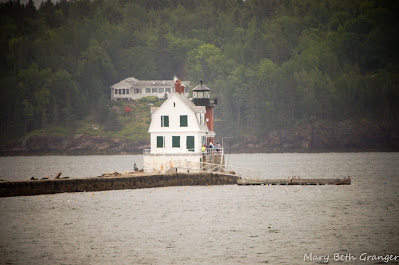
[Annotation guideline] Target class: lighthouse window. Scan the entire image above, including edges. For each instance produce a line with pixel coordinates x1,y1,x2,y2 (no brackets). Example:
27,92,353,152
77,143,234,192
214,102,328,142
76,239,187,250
180,115,188,127
161,115,169,127
157,136,164,148
172,136,180,148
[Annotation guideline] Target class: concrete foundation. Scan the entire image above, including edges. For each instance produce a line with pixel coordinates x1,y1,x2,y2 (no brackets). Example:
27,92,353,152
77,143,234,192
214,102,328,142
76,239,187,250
143,155,202,173
0,173,239,197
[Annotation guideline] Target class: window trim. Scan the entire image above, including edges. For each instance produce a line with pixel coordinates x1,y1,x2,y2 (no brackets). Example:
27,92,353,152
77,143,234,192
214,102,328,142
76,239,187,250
172,136,180,148
186,136,194,152
161,115,169,127
180,115,188,127
157,136,164,148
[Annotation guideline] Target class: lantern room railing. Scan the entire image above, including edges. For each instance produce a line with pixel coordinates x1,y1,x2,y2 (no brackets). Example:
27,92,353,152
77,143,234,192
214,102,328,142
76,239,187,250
143,148,224,157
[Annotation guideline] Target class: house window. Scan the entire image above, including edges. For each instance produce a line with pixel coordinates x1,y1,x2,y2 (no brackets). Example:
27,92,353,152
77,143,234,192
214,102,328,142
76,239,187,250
134,88,141,94
161,115,169,127
152,88,157,93
172,136,180,148
165,88,171,93
180,115,188,127
185,87,189,93
126,89,129,94
159,88,164,93
115,89,118,95
145,88,151,93
186,136,194,151
157,136,164,148
123,89,126,94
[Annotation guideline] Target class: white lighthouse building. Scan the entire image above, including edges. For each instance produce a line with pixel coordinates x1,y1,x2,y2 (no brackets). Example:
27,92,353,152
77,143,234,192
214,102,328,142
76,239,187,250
143,79,223,173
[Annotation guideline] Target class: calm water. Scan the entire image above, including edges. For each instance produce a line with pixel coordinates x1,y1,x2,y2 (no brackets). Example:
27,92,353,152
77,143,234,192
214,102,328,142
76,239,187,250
0,153,398,264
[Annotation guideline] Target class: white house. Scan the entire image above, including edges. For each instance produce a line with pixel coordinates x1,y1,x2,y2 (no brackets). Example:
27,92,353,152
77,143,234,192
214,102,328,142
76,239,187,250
110,76,189,101
143,80,222,173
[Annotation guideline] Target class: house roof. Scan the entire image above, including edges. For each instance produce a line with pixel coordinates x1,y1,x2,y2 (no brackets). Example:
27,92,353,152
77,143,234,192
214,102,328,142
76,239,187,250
150,93,205,116
111,77,189,89
169,93,210,131
150,107,159,114
174,93,205,113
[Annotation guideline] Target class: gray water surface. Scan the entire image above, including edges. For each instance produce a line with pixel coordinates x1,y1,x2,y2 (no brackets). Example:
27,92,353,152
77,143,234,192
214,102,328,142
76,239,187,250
0,153,398,264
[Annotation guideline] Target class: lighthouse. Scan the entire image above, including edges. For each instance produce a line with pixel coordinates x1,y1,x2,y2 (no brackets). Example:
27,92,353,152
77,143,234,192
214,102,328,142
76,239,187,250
143,79,223,173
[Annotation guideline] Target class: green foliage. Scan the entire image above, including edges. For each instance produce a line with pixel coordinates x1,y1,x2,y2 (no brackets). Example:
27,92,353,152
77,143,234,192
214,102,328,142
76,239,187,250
0,0,398,140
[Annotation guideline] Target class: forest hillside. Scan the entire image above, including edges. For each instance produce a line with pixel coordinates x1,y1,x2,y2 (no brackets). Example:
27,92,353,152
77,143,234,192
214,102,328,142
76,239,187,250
1,0,398,153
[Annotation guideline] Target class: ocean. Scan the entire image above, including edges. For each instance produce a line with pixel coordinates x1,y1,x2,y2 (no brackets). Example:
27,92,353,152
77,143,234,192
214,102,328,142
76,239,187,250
0,153,398,264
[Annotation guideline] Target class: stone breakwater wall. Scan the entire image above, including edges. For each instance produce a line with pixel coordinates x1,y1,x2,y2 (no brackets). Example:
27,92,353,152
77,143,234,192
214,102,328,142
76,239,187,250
0,173,239,197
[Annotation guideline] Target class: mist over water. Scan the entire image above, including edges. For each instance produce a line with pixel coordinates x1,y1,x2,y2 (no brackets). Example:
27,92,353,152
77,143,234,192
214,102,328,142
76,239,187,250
1,153,398,264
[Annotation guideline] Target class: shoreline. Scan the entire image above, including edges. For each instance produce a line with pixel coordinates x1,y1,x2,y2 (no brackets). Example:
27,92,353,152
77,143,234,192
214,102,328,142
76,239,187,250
1,119,398,156
1,147,398,156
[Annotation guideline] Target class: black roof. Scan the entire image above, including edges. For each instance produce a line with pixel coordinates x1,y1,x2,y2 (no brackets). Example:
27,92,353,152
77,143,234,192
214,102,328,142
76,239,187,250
192,81,211,91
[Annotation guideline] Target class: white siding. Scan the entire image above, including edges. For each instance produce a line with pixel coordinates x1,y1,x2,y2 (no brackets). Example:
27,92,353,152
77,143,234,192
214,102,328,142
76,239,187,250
150,132,207,154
